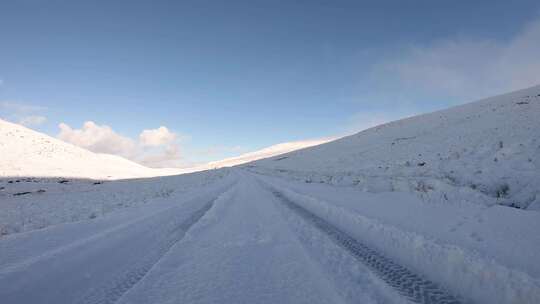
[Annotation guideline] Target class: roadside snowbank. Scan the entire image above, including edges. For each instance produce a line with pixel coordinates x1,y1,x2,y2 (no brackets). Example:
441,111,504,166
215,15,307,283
260,175,540,304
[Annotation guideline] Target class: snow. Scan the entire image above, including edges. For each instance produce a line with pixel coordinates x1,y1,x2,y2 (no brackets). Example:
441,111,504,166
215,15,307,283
247,85,540,210
201,138,335,169
1,118,332,178
116,176,351,304
0,118,188,180
0,170,231,235
0,175,236,304
5,169,537,303
1,85,540,303
257,173,540,304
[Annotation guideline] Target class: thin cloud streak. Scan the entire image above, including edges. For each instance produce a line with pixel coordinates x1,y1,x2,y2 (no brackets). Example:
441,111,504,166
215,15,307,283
19,115,47,127
0,101,48,127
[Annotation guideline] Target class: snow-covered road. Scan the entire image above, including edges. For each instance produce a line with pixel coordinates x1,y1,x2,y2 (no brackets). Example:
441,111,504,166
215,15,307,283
0,177,233,304
2,169,535,303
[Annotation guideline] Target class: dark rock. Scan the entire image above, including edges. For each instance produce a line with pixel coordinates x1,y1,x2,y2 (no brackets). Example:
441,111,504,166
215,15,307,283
13,191,32,196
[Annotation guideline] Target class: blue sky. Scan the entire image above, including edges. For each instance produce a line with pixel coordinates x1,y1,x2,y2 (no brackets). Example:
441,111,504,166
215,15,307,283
1,1,540,167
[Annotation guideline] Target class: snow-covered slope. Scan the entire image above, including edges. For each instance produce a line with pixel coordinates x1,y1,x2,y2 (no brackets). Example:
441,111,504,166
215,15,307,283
248,85,540,209
2,86,540,304
0,119,185,179
203,138,334,169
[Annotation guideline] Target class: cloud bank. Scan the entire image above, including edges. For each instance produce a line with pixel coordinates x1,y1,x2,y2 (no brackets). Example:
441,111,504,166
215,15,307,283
373,18,540,102
57,121,184,168
348,17,540,134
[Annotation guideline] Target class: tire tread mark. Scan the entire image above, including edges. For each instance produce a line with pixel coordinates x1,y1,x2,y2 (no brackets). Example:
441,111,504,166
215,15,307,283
79,199,217,304
272,190,465,304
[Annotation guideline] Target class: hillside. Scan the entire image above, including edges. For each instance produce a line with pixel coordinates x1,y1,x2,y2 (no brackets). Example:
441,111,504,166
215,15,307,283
248,85,540,210
2,86,540,304
203,138,333,169
0,119,184,179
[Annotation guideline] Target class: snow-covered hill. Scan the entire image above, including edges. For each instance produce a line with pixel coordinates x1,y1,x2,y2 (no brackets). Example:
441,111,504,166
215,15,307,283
248,85,540,210
2,86,540,304
0,119,185,179
202,138,334,169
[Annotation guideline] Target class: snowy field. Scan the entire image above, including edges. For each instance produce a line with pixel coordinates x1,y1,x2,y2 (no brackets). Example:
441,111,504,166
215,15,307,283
0,170,230,236
2,170,538,303
1,86,540,303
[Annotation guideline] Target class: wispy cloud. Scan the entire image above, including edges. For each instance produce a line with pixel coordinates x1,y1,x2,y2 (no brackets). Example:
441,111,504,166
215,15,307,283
1,101,46,113
344,17,540,136
371,18,540,102
0,101,48,127
19,115,47,127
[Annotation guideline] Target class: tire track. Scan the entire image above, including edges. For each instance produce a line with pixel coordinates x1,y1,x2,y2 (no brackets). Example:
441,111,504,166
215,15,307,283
79,198,218,304
271,190,464,304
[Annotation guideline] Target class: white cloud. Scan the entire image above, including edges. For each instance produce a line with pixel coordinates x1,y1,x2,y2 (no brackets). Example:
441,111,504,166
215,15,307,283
58,121,137,158
138,126,185,167
139,126,176,147
57,121,184,168
19,115,47,126
139,144,183,168
374,18,540,102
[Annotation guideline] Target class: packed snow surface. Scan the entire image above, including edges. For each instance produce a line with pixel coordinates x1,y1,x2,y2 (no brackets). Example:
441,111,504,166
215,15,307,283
1,86,540,303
